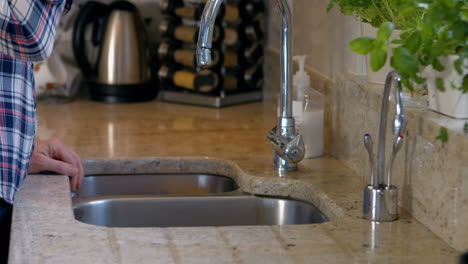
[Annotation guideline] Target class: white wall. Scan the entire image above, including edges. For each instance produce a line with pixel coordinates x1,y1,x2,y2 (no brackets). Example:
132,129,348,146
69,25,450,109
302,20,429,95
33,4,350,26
266,0,366,79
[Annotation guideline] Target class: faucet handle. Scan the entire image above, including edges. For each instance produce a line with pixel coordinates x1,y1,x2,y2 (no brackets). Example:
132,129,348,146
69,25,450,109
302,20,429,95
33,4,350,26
267,127,305,163
363,134,376,186
386,135,404,187
284,134,305,163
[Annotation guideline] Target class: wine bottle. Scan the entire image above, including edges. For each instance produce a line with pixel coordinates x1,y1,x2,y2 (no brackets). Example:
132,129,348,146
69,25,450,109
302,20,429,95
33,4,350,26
223,63,263,92
158,42,220,68
159,0,183,14
224,1,265,23
177,3,225,21
223,19,264,47
159,18,221,44
175,5,205,20
161,0,225,20
158,65,219,93
244,18,264,42
223,43,264,68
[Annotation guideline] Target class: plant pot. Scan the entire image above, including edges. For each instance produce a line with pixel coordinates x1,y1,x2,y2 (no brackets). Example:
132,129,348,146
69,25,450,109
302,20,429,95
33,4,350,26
426,56,468,119
361,24,401,85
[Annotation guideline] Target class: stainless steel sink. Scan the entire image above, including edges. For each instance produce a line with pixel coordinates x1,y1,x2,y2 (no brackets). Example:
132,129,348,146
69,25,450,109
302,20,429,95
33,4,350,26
74,174,238,197
73,195,328,227
72,173,328,228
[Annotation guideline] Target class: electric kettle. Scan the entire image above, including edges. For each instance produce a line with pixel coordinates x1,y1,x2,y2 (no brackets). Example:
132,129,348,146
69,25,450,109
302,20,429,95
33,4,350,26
73,0,156,102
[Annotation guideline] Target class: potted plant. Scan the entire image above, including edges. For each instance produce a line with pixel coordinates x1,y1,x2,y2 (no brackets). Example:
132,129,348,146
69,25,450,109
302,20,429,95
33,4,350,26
416,0,467,119
328,0,467,120
327,0,419,85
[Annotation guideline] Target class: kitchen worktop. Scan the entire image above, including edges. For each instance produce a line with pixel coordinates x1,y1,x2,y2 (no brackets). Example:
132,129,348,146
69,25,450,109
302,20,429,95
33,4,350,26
9,100,460,263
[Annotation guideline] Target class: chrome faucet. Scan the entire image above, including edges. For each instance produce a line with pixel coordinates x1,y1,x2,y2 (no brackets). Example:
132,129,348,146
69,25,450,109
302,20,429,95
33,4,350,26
197,0,304,172
363,71,406,221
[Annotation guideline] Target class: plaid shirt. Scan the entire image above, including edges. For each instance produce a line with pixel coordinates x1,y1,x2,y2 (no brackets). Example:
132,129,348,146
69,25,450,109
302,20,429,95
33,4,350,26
0,0,72,204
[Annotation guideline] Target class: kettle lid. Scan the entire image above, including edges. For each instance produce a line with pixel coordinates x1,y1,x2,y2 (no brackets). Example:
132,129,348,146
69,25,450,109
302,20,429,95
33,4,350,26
109,1,138,11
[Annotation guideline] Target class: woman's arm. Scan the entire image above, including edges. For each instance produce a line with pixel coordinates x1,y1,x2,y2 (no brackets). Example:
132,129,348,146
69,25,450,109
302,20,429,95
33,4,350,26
0,0,72,62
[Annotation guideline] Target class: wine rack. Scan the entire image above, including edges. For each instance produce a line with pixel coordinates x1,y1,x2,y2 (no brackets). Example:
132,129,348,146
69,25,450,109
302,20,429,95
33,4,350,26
157,0,264,107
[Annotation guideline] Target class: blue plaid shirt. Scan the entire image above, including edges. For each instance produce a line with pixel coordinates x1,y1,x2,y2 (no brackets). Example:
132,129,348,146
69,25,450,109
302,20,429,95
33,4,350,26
0,0,72,204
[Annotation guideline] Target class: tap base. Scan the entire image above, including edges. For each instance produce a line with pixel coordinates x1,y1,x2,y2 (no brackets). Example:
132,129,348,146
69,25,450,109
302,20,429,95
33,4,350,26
273,153,298,173
363,185,398,222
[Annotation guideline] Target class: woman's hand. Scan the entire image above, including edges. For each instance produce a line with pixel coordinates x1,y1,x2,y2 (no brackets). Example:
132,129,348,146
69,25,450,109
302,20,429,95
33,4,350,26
29,138,84,191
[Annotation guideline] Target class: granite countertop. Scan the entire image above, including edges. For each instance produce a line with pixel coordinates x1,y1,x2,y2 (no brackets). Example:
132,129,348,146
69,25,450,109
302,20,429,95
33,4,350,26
9,100,460,263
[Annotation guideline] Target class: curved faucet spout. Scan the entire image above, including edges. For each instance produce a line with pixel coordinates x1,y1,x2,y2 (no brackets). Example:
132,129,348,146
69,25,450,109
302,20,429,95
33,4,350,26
363,71,405,222
197,0,303,172
196,0,223,67
376,71,406,186
197,0,293,120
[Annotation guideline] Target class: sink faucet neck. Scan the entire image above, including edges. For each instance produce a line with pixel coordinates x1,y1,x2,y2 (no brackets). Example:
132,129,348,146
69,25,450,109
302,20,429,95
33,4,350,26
376,71,406,185
278,0,293,119
196,0,304,172
363,71,406,222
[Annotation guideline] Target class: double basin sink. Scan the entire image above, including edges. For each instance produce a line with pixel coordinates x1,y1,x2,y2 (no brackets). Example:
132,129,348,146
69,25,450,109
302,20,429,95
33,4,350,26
72,174,328,228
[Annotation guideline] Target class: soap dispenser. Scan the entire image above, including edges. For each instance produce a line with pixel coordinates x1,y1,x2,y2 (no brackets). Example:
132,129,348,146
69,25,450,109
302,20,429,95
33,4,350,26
292,56,324,158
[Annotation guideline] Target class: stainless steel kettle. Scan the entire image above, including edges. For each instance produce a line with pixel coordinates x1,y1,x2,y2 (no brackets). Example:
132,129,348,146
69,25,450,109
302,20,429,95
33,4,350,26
73,1,156,102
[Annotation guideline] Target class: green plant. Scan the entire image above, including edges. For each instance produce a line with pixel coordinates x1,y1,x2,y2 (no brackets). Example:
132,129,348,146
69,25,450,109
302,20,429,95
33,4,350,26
327,0,419,28
414,0,468,93
329,0,468,142
435,127,448,143
328,0,468,92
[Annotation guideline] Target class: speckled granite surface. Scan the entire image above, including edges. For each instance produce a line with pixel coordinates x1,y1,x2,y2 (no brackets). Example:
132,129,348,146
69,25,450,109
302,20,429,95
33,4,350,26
9,99,460,263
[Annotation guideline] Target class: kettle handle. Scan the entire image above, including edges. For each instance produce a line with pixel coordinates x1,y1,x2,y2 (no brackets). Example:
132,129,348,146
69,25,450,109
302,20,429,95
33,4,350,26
72,1,108,78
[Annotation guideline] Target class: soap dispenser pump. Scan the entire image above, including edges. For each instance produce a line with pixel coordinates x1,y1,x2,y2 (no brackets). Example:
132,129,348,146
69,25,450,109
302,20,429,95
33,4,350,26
293,56,310,92
292,55,324,158
292,55,310,124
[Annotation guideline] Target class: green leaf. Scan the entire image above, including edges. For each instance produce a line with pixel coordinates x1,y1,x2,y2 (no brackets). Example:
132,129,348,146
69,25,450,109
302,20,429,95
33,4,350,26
370,49,387,72
419,53,432,66
454,57,463,75
436,77,445,92
391,47,419,76
442,0,455,8
414,75,426,84
391,39,404,45
435,127,448,143
399,30,412,40
432,58,445,72
326,1,336,13
403,32,422,54
376,40,387,50
419,22,433,37
377,22,394,42
449,23,466,40
401,76,414,91
462,10,468,22
349,37,375,55
462,75,468,93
